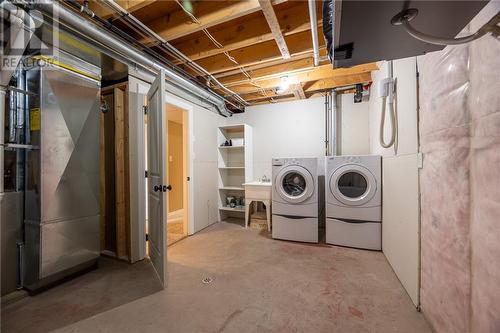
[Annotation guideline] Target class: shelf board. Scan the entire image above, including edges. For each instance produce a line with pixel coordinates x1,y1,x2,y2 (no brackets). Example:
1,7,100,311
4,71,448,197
219,124,245,131
218,166,245,169
218,145,244,149
219,206,245,212
219,186,245,191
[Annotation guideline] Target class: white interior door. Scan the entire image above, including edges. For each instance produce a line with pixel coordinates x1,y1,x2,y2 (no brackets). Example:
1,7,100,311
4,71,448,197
147,71,168,287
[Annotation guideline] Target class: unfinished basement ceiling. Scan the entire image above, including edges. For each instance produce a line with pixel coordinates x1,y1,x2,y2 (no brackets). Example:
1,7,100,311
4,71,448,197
75,0,376,109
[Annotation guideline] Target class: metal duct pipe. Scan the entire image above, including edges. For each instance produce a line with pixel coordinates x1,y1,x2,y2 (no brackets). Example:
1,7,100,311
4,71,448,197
0,1,37,86
308,0,320,67
324,93,330,156
0,1,36,197
9,87,17,143
331,89,338,155
100,0,248,108
35,1,233,116
0,87,6,196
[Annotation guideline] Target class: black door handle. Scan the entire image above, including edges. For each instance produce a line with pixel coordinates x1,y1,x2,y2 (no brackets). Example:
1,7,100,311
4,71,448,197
153,185,161,192
164,185,172,191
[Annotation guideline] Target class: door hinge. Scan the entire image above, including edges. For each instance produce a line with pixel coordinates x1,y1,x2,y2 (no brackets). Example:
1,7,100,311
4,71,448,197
145,233,149,241
143,105,148,114
187,176,190,181
145,170,148,178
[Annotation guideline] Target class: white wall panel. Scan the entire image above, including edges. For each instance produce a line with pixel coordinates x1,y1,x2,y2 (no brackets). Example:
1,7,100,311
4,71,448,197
382,154,420,306
368,57,420,307
339,94,370,155
226,97,325,177
191,106,223,233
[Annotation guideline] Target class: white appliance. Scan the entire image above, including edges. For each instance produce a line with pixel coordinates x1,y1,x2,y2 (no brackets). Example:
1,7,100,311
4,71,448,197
325,155,382,250
272,158,318,243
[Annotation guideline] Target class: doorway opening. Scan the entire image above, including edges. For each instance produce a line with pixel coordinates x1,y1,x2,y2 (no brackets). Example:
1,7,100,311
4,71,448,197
166,104,189,246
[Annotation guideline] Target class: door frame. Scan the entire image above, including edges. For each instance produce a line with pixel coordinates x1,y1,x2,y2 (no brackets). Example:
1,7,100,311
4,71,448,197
165,93,195,237
130,80,196,263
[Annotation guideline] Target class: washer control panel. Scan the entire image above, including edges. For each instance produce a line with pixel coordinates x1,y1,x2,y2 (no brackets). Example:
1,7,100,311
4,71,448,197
327,156,362,165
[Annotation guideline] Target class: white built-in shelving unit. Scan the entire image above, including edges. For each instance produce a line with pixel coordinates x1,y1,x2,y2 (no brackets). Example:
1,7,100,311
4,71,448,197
217,124,253,221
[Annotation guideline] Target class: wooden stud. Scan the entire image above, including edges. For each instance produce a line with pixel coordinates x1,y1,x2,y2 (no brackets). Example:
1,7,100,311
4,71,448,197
99,99,106,250
258,0,290,59
114,87,127,259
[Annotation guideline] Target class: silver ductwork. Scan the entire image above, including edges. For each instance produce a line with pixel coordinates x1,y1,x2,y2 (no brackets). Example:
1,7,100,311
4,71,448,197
308,0,320,67
0,1,37,87
35,1,234,117
23,51,101,290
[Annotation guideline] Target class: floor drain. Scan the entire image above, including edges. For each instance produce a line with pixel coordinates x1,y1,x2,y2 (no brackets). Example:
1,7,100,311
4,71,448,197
201,277,213,284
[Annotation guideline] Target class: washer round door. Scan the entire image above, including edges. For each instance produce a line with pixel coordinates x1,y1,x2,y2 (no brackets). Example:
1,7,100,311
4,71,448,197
329,164,376,206
276,165,315,204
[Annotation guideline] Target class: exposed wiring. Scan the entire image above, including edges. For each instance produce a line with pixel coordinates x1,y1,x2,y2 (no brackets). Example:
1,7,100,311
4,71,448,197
95,0,247,109
173,0,272,101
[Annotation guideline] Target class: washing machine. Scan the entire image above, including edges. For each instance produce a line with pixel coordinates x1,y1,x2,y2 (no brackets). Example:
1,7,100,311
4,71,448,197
272,157,318,243
325,155,381,250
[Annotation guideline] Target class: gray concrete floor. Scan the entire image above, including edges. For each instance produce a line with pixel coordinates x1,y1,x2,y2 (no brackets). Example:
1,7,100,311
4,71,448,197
1,257,162,333
3,222,431,332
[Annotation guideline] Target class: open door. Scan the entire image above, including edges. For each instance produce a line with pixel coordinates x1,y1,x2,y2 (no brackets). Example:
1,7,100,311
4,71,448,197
147,71,168,287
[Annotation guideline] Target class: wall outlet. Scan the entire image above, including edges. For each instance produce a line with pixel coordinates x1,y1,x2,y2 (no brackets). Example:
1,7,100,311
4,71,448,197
417,152,424,169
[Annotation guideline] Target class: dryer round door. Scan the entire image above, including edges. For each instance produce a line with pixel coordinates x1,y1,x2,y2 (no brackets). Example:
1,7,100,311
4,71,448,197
275,165,315,204
329,164,377,206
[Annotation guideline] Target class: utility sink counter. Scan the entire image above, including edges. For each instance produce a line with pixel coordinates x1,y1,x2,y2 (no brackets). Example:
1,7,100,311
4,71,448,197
243,180,272,230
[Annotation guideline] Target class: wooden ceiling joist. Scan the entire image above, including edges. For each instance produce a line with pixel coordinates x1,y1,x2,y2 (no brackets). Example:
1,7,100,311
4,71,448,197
233,71,373,100
293,83,306,99
171,1,321,62
258,0,290,59
141,0,286,42
77,0,378,106
83,0,154,20
303,72,373,92
218,57,316,84
219,63,376,94
195,27,325,74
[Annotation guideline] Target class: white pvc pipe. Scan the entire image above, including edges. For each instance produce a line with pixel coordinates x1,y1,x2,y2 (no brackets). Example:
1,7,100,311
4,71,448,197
308,0,320,67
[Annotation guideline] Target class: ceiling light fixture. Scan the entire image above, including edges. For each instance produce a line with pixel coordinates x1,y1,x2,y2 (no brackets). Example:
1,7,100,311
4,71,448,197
276,76,290,95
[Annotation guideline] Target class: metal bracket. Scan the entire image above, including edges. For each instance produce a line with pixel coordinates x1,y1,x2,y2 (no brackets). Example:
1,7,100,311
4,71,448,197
391,9,500,46
143,105,148,114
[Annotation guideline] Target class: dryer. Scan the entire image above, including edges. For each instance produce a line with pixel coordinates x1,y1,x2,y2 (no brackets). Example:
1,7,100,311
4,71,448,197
272,158,318,243
325,155,381,250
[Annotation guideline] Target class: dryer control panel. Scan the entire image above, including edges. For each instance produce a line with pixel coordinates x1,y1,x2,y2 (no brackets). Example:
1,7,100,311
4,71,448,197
273,158,307,166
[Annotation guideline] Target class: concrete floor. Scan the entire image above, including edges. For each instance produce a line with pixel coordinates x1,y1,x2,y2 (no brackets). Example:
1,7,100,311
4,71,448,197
3,222,431,332
1,258,162,333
